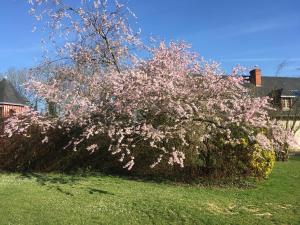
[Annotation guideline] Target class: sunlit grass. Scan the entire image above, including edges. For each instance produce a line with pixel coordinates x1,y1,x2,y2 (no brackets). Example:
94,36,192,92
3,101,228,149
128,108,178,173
0,157,299,225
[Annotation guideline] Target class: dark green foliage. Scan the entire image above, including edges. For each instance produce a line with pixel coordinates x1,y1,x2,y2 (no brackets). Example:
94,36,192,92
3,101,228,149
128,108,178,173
0,124,275,181
196,138,275,179
0,127,124,174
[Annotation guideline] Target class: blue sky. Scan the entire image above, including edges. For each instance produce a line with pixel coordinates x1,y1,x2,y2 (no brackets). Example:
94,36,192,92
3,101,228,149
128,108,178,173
0,0,299,76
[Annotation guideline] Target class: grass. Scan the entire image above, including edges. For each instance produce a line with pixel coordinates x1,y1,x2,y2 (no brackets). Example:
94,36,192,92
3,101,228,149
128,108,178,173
0,157,299,225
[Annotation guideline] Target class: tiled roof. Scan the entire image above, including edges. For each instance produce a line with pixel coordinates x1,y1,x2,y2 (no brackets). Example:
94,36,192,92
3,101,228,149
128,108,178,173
245,76,300,97
0,79,28,106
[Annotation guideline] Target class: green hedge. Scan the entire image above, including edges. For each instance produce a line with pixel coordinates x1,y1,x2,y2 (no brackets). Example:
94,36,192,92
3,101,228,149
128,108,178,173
0,125,276,181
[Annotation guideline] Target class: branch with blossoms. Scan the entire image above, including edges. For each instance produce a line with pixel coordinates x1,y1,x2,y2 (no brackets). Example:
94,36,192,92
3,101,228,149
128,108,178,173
28,0,141,73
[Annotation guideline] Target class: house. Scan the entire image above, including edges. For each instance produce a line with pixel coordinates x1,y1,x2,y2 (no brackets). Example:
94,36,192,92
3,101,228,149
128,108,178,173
0,78,28,119
246,68,300,110
245,68,300,147
245,68,300,113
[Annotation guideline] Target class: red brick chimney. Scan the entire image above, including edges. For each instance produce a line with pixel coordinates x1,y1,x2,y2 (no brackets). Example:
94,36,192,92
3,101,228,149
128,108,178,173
249,68,262,86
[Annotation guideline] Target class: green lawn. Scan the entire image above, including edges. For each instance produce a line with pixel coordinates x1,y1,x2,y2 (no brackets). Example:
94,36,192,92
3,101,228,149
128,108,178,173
0,157,299,225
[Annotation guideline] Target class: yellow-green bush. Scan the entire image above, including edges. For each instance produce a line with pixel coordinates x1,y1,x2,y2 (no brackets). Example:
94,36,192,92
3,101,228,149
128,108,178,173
194,129,277,180
248,144,275,179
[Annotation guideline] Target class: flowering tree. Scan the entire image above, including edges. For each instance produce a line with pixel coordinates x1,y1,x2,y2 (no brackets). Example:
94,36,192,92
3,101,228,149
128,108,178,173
3,0,295,172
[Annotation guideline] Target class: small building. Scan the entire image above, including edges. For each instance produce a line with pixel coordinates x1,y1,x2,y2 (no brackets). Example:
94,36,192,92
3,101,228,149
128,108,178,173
0,78,28,119
245,68,300,148
245,68,300,112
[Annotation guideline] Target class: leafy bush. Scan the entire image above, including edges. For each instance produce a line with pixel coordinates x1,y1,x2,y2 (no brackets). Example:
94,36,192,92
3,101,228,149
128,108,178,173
0,115,276,181
248,144,275,178
0,127,123,173
0,124,275,181
192,128,276,180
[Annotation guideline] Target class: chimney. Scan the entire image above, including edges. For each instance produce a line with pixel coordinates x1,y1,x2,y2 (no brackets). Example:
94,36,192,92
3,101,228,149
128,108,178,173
249,68,262,86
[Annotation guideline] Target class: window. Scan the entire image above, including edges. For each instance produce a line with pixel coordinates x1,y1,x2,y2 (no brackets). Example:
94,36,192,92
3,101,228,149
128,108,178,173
281,97,293,110
0,107,3,118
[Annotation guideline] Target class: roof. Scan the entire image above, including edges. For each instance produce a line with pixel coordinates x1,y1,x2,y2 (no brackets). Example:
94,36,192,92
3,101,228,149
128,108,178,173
244,76,300,118
0,79,28,106
246,76,300,97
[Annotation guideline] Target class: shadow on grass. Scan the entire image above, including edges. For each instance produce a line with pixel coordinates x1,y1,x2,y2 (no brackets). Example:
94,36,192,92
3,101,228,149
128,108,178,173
18,172,115,196
15,156,300,191
56,186,74,196
17,170,257,190
19,172,81,186
87,187,114,195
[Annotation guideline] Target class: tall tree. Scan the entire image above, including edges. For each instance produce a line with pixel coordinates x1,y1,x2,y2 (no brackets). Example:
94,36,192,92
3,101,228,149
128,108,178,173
3,0,295,170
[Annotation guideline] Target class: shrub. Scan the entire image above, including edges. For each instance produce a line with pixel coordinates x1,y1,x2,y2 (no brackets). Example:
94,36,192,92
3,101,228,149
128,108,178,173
248,144,275,178
129,139,202,181
193,128,276,180
0,120,276,181
0,124,276,182
0,126,124,173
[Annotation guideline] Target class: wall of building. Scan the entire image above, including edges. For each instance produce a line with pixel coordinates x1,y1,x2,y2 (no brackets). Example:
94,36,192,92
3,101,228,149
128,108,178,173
0,104,27,118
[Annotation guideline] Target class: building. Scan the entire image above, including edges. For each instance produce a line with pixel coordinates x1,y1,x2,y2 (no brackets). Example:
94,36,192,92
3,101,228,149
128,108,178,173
0,78,28,119
245,68,300,112
245,68,300,147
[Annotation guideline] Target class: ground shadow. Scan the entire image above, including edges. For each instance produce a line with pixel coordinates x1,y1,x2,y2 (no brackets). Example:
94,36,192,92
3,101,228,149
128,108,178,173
19,172,81,186
18,172,115,196
87,187,114,195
